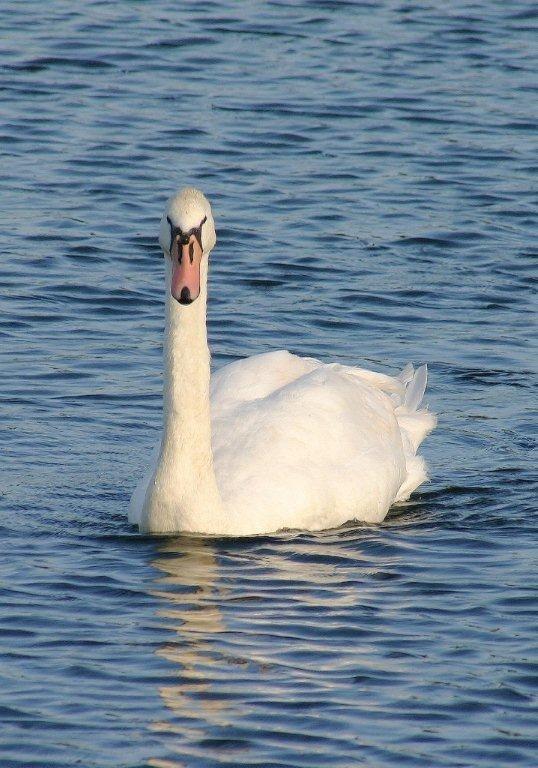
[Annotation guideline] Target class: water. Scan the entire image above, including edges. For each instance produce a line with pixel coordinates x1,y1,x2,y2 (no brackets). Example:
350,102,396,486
0,1,536,765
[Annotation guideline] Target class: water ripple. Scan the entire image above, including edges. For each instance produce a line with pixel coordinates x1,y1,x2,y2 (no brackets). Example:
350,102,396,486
0,0,536,766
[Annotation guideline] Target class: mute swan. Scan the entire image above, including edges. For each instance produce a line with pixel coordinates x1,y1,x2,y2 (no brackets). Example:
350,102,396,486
129,188,436,536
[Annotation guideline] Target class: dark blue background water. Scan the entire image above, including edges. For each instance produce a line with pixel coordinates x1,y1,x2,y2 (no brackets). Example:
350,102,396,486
1,2,536,766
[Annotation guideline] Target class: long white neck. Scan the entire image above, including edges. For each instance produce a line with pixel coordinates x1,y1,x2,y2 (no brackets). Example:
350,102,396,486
140,254,225,533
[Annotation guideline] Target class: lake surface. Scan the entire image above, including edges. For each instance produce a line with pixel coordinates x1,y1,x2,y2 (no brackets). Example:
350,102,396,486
1,1,536,766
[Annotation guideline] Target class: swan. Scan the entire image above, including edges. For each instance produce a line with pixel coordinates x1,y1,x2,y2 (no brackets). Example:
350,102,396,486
129,188,436,536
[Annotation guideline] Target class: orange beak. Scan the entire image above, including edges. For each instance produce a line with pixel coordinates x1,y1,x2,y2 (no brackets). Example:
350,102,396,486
170,234,203,305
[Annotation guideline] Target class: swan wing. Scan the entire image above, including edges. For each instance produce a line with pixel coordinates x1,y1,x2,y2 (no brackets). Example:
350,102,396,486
211,349,320,415
212,357,436,534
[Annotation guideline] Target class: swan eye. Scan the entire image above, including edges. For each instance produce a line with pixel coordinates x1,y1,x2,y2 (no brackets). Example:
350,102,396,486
166,215,207,253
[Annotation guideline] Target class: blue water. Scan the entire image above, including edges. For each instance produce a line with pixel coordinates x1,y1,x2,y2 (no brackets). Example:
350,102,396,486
1,1,537,766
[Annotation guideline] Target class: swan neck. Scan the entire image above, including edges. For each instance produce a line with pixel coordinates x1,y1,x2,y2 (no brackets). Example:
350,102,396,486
163,257,211,422
141,255,224,533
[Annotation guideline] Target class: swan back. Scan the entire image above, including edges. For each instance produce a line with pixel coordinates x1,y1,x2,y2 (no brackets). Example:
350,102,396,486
210,352,435,534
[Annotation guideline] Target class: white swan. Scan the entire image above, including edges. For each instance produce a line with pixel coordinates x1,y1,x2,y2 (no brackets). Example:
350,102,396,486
129,188,436,536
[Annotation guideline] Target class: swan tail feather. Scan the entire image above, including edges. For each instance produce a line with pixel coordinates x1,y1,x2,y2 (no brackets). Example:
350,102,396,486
394,455,429,503
397,362,415,386
404,363,428,411
394,363,437,502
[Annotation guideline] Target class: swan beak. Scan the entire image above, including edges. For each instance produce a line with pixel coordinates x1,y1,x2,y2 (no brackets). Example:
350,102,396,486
170,234,203,305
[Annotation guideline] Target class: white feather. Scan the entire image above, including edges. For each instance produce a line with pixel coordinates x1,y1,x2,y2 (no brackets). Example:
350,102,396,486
405,363,428,411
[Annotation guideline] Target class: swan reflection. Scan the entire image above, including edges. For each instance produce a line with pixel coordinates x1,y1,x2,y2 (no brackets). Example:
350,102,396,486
146,529,391,767
149,536,229,741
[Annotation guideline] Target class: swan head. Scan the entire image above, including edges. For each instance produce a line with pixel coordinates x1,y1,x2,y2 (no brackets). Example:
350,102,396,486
159,188,216,305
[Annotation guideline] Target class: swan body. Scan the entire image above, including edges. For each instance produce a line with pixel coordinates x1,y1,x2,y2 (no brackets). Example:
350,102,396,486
129,188,436,536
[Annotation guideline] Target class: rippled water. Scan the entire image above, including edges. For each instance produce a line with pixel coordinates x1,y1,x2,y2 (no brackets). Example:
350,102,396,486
1,1,537,766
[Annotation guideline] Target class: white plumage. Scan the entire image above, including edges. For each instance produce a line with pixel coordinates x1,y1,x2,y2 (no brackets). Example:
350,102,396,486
129,189,436,536
210,350,435,532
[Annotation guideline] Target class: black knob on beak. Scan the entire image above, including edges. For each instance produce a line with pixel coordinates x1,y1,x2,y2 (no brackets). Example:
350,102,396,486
179,287,192,305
